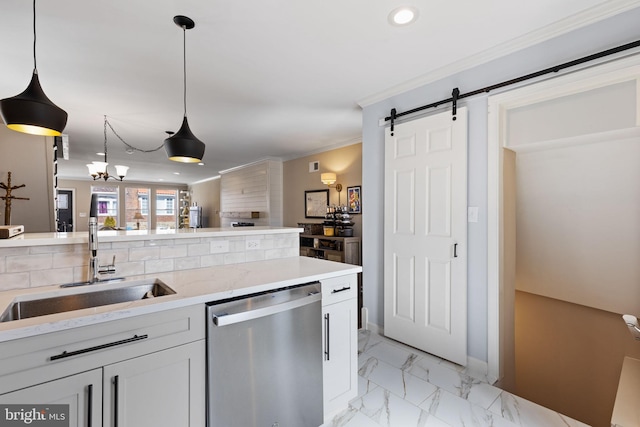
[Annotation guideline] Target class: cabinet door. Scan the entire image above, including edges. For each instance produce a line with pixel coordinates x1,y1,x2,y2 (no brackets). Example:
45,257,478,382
103,340,205,427
0,369,102,427
322,298,357,417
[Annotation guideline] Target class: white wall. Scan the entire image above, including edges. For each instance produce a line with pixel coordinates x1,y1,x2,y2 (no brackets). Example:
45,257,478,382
516,137,640,314
361,7,640,362
0,127,55,232
220,159,283,227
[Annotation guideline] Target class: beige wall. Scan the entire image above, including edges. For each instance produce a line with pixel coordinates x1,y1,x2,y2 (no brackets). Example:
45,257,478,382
283,143,362,237
0,127,55,232
58,179,187,232
515,291,640,427
189,177,221,228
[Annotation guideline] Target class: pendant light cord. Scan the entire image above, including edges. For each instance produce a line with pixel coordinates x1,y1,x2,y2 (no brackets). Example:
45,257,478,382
32,0,37,71
182,25,187,118
104,116,165,153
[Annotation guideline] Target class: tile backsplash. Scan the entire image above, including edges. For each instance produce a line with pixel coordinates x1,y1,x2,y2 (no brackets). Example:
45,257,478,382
0,233,300,292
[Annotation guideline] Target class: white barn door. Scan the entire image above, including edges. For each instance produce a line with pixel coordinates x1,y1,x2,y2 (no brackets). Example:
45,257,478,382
384,108,468,366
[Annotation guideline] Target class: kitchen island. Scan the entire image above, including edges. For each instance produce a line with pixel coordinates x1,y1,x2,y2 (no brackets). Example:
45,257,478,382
0,226,360,426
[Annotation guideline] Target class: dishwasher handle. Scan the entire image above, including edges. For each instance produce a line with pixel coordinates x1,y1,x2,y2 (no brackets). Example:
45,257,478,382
212,291,321,326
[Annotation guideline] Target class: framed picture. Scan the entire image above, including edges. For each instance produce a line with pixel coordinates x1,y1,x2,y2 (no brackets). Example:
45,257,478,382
347,186,361,214
305,189,329,218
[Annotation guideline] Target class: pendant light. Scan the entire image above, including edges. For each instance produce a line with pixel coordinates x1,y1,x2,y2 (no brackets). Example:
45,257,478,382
0,0,67,137
164,15,205,163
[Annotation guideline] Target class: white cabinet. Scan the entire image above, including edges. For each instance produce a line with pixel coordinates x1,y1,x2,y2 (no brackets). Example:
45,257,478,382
0,305,205,425
0,369,102,427
321,274,358,419
103,340,205,427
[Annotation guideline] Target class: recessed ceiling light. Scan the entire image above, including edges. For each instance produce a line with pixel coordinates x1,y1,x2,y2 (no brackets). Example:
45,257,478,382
96,152,105,156
173,172,180,175
198,162,205,166
388,6,419,26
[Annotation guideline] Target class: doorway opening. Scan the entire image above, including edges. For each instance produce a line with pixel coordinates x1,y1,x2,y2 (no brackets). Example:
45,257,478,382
488,55,640,426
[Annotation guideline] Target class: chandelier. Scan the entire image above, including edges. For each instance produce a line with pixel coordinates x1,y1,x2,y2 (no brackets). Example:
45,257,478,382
87,116,129,181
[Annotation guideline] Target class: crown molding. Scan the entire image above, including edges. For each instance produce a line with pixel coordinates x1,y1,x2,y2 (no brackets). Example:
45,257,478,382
357,0,640,107
280,136,362,162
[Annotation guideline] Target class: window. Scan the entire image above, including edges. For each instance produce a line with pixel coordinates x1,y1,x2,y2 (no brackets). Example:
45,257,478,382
91,186,119,228
156,189,178,229
125,187,150,230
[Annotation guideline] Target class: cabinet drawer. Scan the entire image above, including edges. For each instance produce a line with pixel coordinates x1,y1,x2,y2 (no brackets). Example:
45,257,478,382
321,275,357,306
0,304,204,394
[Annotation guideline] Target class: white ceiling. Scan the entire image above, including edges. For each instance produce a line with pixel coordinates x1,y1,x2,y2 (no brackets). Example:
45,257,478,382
0,0,631,184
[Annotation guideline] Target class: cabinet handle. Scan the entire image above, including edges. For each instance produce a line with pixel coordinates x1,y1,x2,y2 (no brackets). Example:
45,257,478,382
50,334,148,361
87,384,93,427
453,243,458,258
331,286,351,294
324,313,330,361
113,375,119,427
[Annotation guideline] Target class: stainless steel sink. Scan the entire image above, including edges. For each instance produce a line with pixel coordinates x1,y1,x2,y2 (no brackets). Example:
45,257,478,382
0,279,176,322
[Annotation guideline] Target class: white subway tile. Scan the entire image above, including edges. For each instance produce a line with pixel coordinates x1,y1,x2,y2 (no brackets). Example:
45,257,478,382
245,250,266,262
145,259,175,274
129,247,160,261
30,268,74,287
53,252,88,268
265,248,298,260
115,261,145,277
111,240,145,249
6,254,53,273
201,254,224,267
224,252,246,265
188,243,209,257
160,245,188,259
175,257,201,271
0,273,31,291
0,247,28,257
209,240,230,254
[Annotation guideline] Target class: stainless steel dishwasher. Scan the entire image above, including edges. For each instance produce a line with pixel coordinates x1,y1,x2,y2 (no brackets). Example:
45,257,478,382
206,282,323,427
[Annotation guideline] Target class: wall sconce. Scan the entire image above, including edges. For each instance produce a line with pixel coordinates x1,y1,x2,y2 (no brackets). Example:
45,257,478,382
321,173,336,185
321,173,343,204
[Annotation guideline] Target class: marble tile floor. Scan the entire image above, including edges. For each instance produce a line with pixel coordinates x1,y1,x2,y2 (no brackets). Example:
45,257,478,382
321,330,590,427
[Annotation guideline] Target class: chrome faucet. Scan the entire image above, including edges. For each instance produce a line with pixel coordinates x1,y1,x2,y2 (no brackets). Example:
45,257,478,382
88,215,100,283
87,194,118,283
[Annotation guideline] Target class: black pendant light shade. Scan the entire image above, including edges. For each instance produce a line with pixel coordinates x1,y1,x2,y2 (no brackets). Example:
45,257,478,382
164,116,205,163
164,15,205,163
1,0,67,137
0,71,68,137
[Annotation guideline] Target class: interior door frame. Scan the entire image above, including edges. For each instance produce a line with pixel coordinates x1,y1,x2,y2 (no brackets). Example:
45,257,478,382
486,54,640,383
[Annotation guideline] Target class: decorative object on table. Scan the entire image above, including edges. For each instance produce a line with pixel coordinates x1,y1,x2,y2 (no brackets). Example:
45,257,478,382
335,206,354,237
101,216,116,230
0,172,30,225
0,225,25,239
347,186,361,214
133,211,145,230
297,222,323,235
87,115,129,181
305,189,329,218
164,15,205,163
0,0,67,137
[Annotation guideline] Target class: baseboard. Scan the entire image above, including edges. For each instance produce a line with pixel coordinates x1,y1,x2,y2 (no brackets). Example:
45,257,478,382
365,322,383,336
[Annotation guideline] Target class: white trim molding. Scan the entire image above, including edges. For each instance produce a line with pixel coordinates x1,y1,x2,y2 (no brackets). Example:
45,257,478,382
486,52,640,384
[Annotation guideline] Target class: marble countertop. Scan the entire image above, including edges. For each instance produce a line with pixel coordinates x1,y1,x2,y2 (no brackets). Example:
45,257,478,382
0,226,302,247
0,256,361,343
